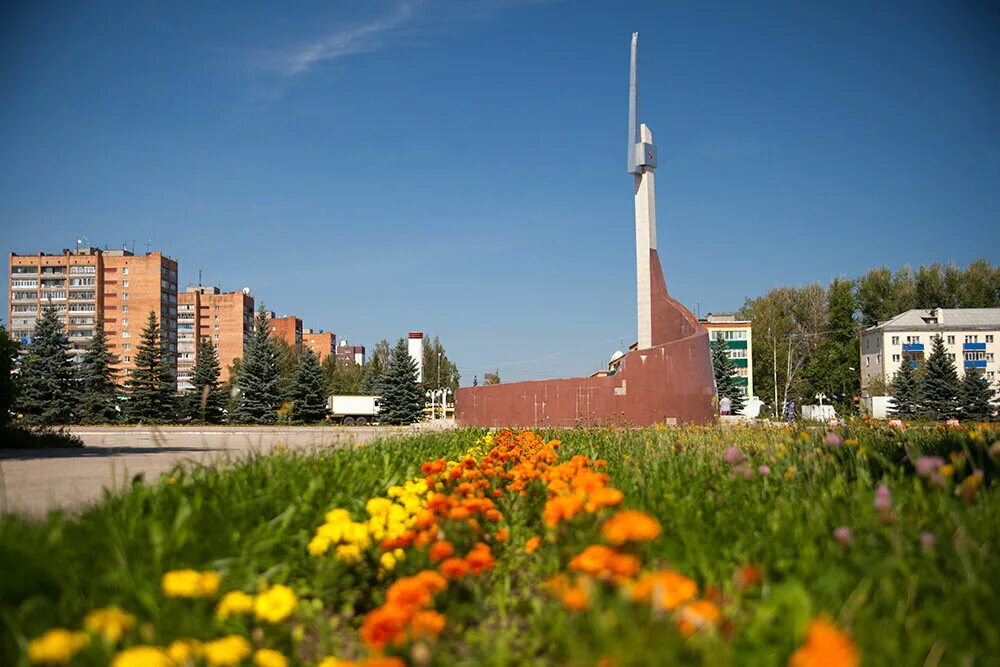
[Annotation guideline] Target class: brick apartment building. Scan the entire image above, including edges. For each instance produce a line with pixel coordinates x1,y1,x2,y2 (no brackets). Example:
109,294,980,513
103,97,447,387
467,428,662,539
265,313,302,348
8,247,178,383
336,340,366,365
177,286,255,391
302,328,335,363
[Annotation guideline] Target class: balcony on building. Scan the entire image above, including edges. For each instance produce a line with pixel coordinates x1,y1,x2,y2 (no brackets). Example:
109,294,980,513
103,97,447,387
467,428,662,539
901,343,924,352
963,342,986,351
965,360,988,369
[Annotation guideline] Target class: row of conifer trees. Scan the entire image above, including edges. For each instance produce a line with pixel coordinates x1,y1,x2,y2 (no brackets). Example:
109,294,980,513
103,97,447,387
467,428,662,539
5,306,425,425
889,335,996,421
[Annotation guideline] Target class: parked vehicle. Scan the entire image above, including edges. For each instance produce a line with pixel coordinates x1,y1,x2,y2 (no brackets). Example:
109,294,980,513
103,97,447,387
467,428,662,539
327,395,379,426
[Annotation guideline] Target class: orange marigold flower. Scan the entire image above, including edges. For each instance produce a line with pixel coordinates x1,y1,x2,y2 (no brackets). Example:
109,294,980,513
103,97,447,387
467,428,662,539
495,528,509,542
734,563,762,589
608,552,641,579
543,495,584,527
410,610,446,640
677,600,721,637
426,493,449,513
569,545,615,575
629,571,698,610
362,657,407,667
788,618,859,667
585,487,624,512
448,506,471,521
484,508,502,522
421,460,446,475
429,541,455,562
360,605,410,650
439,558,471,580
465,543,495,574
601,510,662,545
385,578,432,610
414,510,436,530
492,489,503,498
561,587,589,612
414,569,448,594
524,536,541,554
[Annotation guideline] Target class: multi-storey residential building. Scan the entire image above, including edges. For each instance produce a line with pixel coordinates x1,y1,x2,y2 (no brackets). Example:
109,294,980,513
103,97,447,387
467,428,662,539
861,308,1000,394
700,313,754,399
8,247,178,383
302,328,335,363
265,313,302,348
336,340,366,366
177,286,255,391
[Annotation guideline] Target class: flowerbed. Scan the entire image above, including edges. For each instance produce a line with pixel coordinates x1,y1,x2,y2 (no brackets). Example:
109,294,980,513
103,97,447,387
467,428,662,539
2,424,998,665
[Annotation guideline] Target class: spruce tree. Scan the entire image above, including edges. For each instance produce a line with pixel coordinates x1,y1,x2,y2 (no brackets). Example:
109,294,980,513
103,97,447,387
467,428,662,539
127,311,175,423
77,319,120,423
0,325,20,428
710,337,746,413
888,352,919,419
291,348,329,423
233,309,281,424
15,306,77,424
377,338,424,425
958,366,995,422
189,337,224,423
919,335,961,420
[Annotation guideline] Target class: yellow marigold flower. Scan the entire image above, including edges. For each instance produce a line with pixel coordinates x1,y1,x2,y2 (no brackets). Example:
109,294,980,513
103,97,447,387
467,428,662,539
166,639,202,664
253,648,288,667
202,635,252,667
110,646,172,667
27,628,89,664
939,464,955,478
162,569,221,598
308,535,331,556
380,551,397,571
83,606,135,644
789,618,859,667
366,497,393,516
216,591,255,620
601,510,662,545
317,658,358,667
335,543,363,563
254,584,298,624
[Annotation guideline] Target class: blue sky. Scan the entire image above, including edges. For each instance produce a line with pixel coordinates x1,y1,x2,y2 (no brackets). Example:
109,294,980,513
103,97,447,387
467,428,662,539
2,1,998,384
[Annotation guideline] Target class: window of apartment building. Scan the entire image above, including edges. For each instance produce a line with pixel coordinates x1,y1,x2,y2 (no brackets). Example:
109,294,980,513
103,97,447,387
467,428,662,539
122,331,130,339
70,265,96,274
892,354,900,362
122,318,128,326
12,305,37,313
948,353,956,361
966,335,979,343
988,371,996,380
122,305,128,312
47,291,67,299
891,336,899,345
865,358,870,367
12,291,38,300
905,335,920,343
12,266,38,274
122,268,128,275
988,335,995,343
122,280,129,288
214,324,220,330
124,356,131,363
947,335,955,344
123,344,131,351
69,277,95,286
122,293,129,300
213,334,220,340
11,279,38,287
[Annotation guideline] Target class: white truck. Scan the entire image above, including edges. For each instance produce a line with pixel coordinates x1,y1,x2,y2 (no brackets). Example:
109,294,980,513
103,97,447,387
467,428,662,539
327,395,380,426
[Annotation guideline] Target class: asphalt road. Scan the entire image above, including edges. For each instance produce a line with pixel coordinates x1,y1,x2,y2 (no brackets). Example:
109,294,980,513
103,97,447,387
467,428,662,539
0,424,453,518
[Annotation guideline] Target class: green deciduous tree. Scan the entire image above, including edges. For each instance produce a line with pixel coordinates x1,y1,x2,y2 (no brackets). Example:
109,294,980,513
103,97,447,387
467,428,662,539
958,366,996,422
377,338,424,425
0,325,19,427
189,338,224,423
888,353,919,419
233,309,281,423
127,311,176,423
919,335,961,421
710,337,746,414
422,336,460,392
806,278,859,412
323,355,365,395
77,319,120,423
291,348,329,423
15,306,77,424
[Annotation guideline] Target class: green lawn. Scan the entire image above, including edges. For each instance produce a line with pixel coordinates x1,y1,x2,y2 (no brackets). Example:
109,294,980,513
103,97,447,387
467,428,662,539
1,424,997,666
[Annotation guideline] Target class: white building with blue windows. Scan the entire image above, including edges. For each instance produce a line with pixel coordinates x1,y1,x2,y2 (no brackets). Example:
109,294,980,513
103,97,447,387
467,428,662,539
860,308,1000,395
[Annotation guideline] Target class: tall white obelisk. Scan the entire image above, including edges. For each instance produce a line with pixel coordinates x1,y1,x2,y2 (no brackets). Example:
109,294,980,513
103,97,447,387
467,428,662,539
628,33,659,350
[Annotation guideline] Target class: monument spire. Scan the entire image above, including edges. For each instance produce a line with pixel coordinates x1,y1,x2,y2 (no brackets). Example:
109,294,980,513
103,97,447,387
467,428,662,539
629,32,659,350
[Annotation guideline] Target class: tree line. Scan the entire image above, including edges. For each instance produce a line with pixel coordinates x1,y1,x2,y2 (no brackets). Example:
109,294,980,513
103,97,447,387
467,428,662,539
1,307,447,426
739,259,1000,418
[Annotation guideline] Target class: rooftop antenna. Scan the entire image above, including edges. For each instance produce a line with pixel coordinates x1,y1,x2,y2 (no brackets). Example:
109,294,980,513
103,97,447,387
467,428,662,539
145,239,151,254
198,269,202,286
